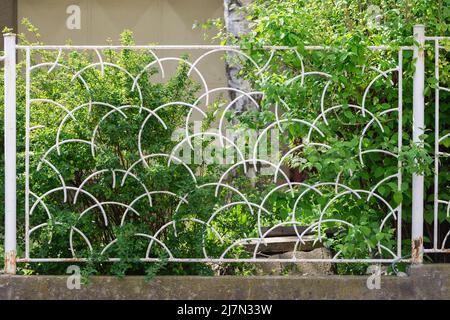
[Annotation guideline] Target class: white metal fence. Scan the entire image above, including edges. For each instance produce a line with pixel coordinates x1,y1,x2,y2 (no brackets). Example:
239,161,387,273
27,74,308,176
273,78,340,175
1,25,449,274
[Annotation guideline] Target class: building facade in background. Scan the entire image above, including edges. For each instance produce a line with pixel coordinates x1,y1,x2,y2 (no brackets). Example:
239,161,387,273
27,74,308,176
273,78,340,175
2,0,222,44
1,0,226,87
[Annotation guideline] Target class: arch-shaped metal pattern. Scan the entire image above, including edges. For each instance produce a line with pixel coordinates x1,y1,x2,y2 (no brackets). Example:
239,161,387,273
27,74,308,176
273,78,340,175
20,44,408,264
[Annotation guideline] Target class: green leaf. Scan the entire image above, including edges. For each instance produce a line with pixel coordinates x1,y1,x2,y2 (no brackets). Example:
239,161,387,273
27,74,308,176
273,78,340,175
393,192,403,205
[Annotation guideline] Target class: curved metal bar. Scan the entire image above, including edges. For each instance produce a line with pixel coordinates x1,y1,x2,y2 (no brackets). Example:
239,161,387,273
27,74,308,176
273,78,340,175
274,142,331,181
318,189,397,240
216,158,292,196
361,67,397,116
30,61,93,111
56,102,126,154
145,218,223,259
188,48,262,77
218,92,264,146
253,119,325,170
168,132,247,171
30,99,77,122
121,191,187,226
37,139,97,171
258,182,323,238
132,57,205,107
307,104,383,143
138,102,206,165
358,108,398,165
71,62,144,109
29,186,106,219
69,226,94,257
123,153,197,185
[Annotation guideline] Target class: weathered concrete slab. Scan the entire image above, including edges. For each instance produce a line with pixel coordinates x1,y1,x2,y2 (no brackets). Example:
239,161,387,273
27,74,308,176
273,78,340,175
259,226,312,237
256,249,334,275
0,264,449,300
243,235,321,254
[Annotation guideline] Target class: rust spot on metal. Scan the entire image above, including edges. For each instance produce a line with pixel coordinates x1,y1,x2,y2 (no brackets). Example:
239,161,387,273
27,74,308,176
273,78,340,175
4,250,16,274
412,237,423,264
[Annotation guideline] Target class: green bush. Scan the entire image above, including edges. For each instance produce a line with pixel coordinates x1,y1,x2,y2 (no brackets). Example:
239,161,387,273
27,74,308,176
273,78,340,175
206,0,449,273
0,20,285,277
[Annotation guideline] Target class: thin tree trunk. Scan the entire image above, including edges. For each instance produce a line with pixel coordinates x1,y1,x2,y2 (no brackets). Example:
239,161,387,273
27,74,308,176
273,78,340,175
223,1,258,185
223,0,254,115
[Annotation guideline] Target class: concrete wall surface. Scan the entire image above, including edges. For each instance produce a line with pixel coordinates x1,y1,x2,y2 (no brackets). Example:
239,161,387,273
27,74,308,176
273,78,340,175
18,0,222,45
0,265,449,300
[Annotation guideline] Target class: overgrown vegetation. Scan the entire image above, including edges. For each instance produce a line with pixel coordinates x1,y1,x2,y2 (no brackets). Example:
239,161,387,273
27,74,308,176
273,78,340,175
205,0,450,273
0,19,294,278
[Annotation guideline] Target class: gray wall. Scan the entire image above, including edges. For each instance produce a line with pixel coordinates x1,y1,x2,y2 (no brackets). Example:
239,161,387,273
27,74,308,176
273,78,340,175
17,0,226,89
18,0,223,45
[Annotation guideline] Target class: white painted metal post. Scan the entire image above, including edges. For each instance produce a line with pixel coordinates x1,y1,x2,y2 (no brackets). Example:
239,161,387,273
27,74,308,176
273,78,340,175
3,33,17,274
412,25,425,264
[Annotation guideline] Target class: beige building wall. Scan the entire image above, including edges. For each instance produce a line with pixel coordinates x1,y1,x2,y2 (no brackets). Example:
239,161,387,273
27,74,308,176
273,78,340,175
18,0,227,88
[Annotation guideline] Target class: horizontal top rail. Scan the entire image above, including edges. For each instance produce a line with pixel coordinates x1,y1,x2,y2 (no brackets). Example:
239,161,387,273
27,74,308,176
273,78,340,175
14,44,412,51
426,36,450,41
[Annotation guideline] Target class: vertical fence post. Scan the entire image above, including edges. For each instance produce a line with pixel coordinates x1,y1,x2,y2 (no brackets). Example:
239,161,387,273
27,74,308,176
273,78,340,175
411,25,425,264
3,33,17,274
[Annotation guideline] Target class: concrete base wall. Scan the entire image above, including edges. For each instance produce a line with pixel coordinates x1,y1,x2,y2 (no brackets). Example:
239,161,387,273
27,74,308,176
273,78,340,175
0,264,449,300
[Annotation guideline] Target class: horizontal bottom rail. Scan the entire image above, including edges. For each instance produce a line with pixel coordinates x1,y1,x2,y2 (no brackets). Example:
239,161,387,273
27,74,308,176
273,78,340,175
424,249,450,253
